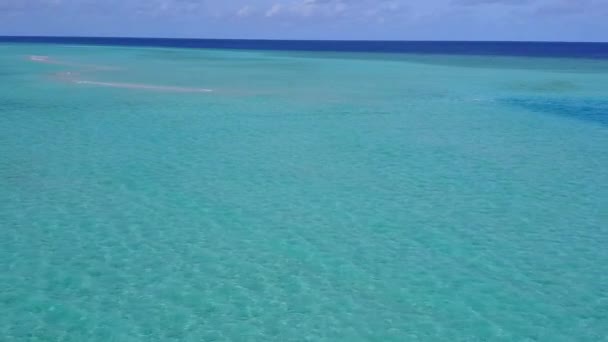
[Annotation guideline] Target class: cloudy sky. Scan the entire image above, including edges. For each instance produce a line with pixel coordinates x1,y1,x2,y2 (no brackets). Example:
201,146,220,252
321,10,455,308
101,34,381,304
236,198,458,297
1,0,607,41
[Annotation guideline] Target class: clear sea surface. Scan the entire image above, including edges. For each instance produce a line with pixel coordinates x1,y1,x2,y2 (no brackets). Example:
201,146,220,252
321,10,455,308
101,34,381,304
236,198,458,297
1,40,607,341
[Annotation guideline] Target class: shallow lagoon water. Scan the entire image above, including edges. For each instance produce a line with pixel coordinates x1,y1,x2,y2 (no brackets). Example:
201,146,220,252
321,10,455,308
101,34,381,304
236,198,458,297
1,43,607,341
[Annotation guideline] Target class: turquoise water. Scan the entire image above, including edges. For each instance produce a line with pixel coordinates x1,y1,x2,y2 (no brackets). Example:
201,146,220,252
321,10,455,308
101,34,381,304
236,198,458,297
1,43,607,341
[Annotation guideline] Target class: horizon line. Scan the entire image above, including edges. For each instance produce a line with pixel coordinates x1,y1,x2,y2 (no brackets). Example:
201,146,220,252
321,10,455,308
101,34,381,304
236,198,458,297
1,35,608,45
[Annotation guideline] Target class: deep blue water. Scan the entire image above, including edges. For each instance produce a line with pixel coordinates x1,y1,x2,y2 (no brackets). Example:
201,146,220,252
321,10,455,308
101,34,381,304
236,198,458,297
504,98,608,126
2,36,608,58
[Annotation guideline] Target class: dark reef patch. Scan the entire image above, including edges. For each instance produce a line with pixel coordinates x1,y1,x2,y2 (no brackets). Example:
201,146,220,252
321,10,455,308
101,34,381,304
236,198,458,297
502,97,608,126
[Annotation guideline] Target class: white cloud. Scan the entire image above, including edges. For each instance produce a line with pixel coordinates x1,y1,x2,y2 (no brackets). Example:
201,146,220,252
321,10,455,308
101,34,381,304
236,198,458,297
265,3,283,17
261,0,406,21
236,5,254,17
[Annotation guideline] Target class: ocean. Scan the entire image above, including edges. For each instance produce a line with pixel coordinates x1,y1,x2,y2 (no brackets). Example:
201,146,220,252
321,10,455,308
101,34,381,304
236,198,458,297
1,38,607,341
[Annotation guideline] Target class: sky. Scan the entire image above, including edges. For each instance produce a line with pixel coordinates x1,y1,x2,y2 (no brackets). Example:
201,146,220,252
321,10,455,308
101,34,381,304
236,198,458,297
1,0,607,41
